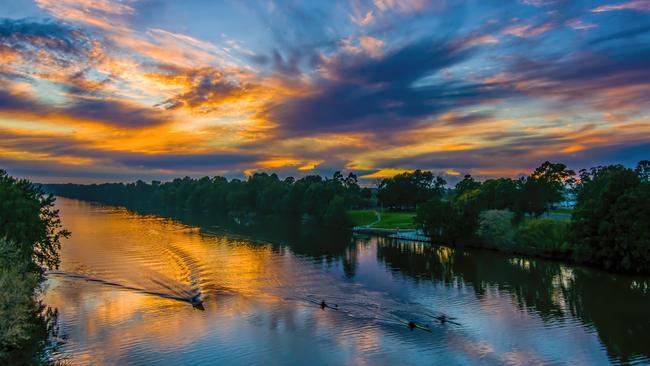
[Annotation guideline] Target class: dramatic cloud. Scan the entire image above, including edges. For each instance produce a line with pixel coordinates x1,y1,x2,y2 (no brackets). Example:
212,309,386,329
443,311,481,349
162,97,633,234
0,18,100,80
0,0,648,182
152,65,253,113
66,98,170,127
0,89,169,127
265,40,509,136
0,18,91,56
114,153,262,171
372,129,650,176
505,42,650,112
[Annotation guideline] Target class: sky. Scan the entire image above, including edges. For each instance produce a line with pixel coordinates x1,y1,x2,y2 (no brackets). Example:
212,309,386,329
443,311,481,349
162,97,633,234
0,0,648,183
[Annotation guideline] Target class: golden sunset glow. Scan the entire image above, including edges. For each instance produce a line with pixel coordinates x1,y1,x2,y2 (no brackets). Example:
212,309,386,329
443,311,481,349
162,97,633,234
1,0,648,183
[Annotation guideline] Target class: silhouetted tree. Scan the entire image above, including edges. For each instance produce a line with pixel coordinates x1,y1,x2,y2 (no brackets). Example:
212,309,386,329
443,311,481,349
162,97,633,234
0,170,69,270
570,163,650,272
46,171,364,228
516,161,575,218
0,170,67,363
378,170,446,209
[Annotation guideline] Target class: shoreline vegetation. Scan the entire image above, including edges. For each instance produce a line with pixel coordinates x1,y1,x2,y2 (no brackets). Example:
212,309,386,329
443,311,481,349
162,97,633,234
44,160,650,274
0,170,69,364
46,171,372,228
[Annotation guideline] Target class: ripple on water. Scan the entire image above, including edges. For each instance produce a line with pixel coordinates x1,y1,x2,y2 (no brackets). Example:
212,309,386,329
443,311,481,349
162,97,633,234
43,198,650,366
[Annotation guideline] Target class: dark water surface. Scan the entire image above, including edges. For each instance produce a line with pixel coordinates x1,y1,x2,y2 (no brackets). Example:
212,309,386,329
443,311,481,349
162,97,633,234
43,198,650,365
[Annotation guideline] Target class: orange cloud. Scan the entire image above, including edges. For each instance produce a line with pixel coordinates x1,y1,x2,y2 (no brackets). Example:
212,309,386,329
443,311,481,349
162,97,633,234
35,0,134,31
350,10,375,26
504,22,554,38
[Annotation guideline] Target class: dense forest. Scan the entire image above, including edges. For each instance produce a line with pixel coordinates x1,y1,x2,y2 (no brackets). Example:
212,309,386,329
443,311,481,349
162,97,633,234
45,161,650,273
0,170,68,364
46,172,373,227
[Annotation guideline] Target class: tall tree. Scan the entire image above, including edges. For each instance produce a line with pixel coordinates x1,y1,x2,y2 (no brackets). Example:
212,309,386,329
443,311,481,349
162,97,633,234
570,163,650,272
455,174,481,197
0,170,69,270
1,170,68,362
516,161,575,218
378,170,446,209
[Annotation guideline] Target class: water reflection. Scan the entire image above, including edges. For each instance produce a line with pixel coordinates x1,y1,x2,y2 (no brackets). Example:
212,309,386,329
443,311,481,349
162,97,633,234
376,238,650,364
4,303,61,365
44,198,650,365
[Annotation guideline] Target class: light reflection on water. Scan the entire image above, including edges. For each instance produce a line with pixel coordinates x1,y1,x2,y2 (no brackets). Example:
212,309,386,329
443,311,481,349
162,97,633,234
43,198,650,365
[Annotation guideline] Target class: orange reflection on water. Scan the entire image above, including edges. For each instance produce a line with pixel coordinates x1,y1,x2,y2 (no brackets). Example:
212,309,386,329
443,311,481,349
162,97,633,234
43,197,650,366
45,198,319,364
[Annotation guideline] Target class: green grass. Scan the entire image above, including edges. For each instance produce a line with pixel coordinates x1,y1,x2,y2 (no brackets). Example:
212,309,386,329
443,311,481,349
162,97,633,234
349,209,417,229
375,211,417,229
348,210,378,227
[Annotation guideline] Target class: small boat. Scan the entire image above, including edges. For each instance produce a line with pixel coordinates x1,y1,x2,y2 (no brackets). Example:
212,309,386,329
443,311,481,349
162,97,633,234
430,314,460,325
395,317,431,332
190,293,205,310
305,298,339,311
406,320,431,332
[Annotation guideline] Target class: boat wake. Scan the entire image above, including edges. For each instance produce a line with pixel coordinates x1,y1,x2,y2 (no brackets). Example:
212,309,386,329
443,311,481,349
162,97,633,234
46,270,205,307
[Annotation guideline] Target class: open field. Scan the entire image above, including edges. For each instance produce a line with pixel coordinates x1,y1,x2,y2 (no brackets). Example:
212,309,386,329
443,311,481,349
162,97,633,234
349,210,417,229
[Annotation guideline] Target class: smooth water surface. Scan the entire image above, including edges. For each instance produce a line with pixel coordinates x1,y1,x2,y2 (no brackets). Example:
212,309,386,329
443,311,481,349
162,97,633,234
43,198,650,365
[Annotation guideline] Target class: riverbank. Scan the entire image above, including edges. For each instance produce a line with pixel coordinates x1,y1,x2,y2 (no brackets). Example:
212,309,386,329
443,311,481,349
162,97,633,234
351,208,576,269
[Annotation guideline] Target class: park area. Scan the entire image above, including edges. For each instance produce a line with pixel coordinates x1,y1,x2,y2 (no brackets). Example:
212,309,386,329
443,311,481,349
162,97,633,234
348,210,417,230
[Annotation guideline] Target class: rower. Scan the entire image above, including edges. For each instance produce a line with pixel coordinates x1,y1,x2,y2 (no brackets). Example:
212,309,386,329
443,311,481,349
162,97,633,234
320,300,327,310
407,321,416,331
434,314,460,325
191,293,205,310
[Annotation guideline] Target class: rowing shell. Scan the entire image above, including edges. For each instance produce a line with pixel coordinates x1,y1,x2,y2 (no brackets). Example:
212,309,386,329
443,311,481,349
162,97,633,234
395,317,432,332
305,297,339,311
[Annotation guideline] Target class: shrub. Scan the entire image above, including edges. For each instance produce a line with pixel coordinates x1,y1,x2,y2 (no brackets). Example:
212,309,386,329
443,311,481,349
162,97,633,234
0,238,42,355
477,210,516,249
515,218,570,257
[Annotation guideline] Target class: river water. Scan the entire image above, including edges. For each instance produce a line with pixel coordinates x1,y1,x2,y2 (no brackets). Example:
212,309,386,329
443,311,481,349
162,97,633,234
43,198,650,365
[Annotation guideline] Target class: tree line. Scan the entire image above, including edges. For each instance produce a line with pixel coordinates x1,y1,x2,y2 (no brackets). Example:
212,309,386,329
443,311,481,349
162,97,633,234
46,172,373,228
44,160,650,273
413,161,576,244
378,161,575,217
403,161,649,273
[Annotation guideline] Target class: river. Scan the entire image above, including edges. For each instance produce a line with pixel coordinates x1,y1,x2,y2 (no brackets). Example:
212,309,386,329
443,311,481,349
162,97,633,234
42,198,650,365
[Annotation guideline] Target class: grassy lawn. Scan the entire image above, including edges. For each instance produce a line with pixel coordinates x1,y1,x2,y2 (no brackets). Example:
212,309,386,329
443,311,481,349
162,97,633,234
348,210,378,227
349,209,417,229
375,211,417,229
